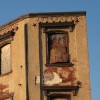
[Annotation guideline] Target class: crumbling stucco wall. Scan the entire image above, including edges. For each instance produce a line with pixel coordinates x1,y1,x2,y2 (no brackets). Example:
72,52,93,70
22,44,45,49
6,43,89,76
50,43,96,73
0,12,91,100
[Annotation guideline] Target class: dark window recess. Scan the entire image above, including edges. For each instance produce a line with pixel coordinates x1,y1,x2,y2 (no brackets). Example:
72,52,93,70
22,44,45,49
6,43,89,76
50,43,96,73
48,94,71,100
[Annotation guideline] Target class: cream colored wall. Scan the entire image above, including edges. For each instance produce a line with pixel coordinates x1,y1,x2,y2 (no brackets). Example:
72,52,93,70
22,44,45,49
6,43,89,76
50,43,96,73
75,15,91,100
27,14,91,100
0,19,29,100
0,13,91,100
68,14,91,100
27,18,40,100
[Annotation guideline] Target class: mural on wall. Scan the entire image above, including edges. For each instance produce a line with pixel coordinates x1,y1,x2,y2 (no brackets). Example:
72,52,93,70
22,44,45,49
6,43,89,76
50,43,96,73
43,67,76,86
49,34,68,63
0,83,14,100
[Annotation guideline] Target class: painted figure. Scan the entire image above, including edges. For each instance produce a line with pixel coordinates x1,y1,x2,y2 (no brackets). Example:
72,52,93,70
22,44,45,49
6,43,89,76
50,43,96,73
49,34,68,63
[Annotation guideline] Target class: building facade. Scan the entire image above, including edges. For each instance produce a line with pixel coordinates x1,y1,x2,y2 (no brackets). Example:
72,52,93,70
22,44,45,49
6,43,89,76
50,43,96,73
0,12,91,100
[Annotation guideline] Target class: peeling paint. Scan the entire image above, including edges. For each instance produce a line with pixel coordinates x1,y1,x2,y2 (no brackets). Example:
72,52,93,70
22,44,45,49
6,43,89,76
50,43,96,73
44,72,62,86
0,83,14,100
43,67,76,86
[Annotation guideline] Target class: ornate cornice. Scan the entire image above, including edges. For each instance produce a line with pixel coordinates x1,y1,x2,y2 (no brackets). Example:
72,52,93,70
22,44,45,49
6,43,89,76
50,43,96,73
0,24,18,35
0,31,15,42
39,21,76,32
0,11,85,33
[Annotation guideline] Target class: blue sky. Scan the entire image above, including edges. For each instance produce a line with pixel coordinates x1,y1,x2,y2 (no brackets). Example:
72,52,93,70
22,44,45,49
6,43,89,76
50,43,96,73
0,0,100,100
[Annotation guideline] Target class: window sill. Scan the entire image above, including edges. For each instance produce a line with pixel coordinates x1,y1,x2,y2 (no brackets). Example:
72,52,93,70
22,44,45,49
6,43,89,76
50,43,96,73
42,85,80,96
0,70,12,77
42,85,79,90
45,63,74,67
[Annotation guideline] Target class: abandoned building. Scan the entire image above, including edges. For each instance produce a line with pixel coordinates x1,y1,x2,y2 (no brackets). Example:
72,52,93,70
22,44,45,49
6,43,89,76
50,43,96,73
0,11,91,100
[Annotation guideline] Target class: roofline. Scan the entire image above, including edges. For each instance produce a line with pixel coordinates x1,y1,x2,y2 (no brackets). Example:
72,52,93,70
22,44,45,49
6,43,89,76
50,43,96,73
24,11,86,16
0,11,86,30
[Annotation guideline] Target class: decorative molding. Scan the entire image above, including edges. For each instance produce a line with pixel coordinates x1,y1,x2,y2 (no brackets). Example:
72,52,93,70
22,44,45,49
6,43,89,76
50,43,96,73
0,12,84,34
42,85,80,96
35,16,81,23
42,81,81,96
0,24,18,35
33,16,81,30
0,31,15,42
32,24,37,27
39,21,76,32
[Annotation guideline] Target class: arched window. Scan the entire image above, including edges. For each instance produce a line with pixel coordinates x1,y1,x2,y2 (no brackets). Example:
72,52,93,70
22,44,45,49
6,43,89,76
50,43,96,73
0,44,11,75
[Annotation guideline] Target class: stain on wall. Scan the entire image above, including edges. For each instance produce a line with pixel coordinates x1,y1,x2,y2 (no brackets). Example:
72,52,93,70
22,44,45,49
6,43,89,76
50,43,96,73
48,33,68,63
0,83,14,100
43,67,76,86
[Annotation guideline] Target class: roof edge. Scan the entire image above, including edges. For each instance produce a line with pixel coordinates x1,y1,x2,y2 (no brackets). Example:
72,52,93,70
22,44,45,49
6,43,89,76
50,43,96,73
0,11,86,30
27,11,86,16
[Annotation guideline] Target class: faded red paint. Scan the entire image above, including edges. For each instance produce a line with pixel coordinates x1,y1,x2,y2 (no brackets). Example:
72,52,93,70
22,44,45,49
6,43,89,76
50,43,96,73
44,67,76,86
0,83,14,100
49,34,68,63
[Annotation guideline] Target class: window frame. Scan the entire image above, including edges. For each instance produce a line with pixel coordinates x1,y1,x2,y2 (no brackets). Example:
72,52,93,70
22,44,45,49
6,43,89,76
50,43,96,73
0,31,14,76
39,22,75,99
0,42,12,75
39,22,74,67
45,30,70,66
0,40,12,76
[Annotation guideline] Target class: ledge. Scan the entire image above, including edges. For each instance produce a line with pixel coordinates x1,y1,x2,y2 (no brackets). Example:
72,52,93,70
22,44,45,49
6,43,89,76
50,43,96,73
45,63,74,67
42,85,79,91
0,11,86,32
0,70,12,77
39,21,75,27
42,85,80,96
0,31,15,42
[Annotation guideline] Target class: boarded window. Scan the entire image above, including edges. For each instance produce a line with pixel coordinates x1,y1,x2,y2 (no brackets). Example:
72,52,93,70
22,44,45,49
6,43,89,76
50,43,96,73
48,33,69,64
0,44,11,75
